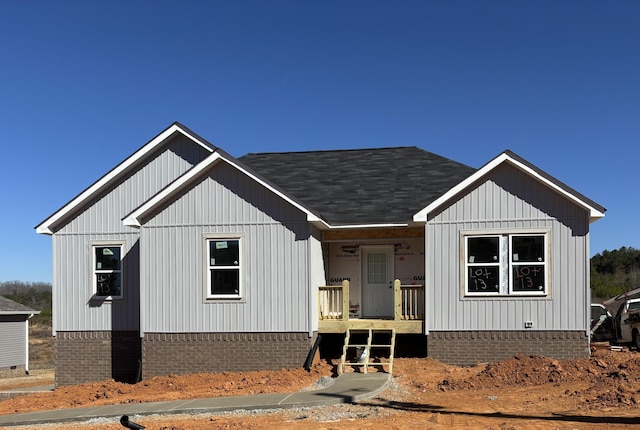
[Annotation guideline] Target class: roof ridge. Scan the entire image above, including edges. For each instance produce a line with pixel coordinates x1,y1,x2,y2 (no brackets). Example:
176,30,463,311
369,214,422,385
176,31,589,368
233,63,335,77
242,146,420,156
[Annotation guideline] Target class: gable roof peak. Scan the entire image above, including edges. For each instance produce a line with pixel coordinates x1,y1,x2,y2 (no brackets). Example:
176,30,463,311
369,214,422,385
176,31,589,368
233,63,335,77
414,149,606,223
35,122,217,235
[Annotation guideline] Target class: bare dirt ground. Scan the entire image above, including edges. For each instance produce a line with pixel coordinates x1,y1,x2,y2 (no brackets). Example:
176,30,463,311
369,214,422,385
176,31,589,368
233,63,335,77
2,327,640,429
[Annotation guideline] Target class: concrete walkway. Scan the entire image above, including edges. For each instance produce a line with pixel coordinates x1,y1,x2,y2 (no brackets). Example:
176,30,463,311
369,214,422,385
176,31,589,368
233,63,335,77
0,373,390,428
0,385,55,400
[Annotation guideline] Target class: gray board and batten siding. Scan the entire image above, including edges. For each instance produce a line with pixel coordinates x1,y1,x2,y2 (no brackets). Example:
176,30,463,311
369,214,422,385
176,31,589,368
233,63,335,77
0,315,29,370
50,133,212,333
0,297,38,371
0,316,27,369
426,162,591,333
138,160,318,335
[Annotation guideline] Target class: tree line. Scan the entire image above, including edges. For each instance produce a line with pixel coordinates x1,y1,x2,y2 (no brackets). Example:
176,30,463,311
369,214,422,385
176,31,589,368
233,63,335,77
591,246,640,301
0,281,52,324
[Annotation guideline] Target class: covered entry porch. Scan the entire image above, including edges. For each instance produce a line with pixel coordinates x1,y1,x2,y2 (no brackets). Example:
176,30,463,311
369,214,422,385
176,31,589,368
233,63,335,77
318,280,424,334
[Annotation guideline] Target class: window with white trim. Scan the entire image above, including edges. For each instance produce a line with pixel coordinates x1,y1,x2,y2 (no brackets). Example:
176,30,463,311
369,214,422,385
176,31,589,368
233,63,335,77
206,238,242,299
465,233,548,296
93,245,123,298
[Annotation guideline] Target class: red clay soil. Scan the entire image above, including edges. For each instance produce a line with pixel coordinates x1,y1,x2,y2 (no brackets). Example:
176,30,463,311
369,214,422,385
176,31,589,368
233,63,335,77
3,347,640,429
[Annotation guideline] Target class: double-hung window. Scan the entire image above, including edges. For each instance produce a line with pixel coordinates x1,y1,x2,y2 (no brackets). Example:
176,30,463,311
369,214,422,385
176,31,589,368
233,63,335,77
466,236,501,294
510,235,546,293
206,237,243,299
93,245,123,299
464,232,548,296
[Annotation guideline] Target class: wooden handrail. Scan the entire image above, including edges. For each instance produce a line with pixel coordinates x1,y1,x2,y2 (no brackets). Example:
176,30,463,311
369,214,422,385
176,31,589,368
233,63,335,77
394,280,424,320
320,279,422,322
319,280,349,321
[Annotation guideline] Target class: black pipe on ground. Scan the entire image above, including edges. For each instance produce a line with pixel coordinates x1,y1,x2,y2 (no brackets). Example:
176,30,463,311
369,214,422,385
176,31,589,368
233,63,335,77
120,415,145,429
304,334,322,371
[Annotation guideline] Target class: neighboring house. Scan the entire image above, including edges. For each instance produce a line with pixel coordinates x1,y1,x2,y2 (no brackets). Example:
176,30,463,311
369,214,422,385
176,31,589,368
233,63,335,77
36,123,605,386
0,296,39,374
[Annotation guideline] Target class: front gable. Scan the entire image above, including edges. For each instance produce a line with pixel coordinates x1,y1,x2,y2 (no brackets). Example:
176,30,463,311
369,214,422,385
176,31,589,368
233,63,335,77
422,153,605,333
134,156,317,334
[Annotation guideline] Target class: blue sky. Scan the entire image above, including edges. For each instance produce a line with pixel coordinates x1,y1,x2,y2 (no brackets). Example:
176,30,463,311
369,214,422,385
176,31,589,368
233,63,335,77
1,1,638,283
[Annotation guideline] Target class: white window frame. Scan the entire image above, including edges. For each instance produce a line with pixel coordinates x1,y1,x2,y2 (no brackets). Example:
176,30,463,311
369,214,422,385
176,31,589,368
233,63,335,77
463,230,549,297
465,235,503,296
204,235,244,300
91,242,124,300
509,234,547,296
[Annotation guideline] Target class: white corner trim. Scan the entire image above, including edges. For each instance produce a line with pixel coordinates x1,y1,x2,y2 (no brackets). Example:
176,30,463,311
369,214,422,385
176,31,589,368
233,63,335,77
36,124,215,235
413,152,605,222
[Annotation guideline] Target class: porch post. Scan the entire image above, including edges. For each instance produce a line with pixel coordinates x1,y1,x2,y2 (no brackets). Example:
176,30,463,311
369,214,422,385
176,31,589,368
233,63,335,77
342,280,350,321
394,279,402,320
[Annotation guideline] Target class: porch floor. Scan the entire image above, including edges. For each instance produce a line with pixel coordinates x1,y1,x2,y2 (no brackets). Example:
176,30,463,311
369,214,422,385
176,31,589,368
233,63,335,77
318,318,423,334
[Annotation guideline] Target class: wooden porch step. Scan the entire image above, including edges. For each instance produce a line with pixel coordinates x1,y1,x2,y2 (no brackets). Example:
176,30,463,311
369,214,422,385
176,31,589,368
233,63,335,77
338,328,396,375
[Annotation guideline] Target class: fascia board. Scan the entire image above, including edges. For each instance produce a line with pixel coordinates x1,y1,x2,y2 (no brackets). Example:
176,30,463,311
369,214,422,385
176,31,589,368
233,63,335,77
413,152,605,222
328,223,409,229
124,152,327,228
36,124,215,235
0,311,40,315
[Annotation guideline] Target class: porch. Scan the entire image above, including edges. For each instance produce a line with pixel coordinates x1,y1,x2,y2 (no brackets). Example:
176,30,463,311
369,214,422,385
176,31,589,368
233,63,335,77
318,280,424,334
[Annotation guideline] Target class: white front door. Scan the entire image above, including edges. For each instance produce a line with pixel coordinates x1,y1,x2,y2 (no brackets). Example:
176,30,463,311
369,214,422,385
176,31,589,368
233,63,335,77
361,246,394,318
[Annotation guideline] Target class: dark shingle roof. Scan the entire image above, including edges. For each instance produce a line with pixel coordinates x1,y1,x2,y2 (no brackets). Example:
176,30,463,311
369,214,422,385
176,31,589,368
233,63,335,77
0,296,39,314
239,147,476,225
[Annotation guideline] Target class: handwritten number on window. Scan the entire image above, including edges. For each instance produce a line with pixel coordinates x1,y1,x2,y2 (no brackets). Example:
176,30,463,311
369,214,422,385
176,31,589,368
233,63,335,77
474,268,491,289
514,266,542,290
97,274,111,294
469,267,498,291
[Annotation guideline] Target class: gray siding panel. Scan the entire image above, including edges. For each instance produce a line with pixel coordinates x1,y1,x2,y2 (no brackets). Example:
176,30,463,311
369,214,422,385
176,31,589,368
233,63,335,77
141,162,311,334
427,164,590,332
53,233,141,331
52,135,210,332
0,317,26,368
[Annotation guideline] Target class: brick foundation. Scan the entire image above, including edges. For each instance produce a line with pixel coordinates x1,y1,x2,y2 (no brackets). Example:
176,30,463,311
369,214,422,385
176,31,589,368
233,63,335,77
142,332,314,379
55,331,141,386
427,330,589,366
0,365,26,377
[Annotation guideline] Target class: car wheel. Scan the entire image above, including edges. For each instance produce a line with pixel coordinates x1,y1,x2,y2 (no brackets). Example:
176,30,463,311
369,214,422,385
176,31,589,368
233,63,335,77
633,329,640,351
